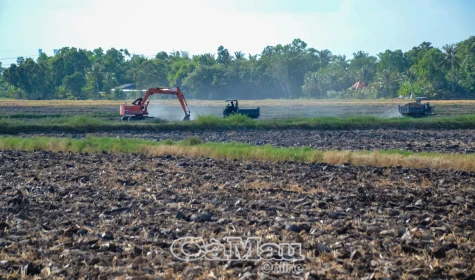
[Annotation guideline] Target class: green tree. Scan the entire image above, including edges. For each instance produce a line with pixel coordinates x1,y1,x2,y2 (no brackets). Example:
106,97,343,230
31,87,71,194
356,65,375,85
457,36,475,92
377,69,399,98
332,55,350,71
377,50,409,74
62,72,86,99
132,60,168,90
412,48,447,97
234,51,245,61
167,53,196,87
302,71,326,98
2,36,475,100
217,46,232,65
101,72,118,94
405,42,433,65
317,49,332,68
102,48,128,84
440,44,460,92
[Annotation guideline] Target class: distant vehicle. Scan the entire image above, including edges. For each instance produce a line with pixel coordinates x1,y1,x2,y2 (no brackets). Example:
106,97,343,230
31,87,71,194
223,99,260,119
398,97,434,117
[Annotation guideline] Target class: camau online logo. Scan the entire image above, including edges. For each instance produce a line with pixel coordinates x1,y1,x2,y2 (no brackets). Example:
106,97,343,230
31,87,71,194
170,236,304,262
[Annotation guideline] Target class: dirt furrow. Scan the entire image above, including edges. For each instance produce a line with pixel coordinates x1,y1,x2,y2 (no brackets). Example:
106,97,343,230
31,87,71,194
1,150,474,278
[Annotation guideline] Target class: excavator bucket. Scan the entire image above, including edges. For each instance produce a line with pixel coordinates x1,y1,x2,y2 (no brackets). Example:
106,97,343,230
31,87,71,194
183,114,191,121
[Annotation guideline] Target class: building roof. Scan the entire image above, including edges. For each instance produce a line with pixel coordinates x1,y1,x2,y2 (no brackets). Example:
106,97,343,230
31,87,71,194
349,81,366,90
116,83,136,90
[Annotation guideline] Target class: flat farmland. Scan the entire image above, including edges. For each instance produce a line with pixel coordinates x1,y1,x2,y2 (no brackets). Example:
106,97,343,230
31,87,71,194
1,150,474,279
2,99,475,120
2,99,475,279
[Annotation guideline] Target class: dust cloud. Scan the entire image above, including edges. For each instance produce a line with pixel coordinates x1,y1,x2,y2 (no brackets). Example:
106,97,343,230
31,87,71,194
377,108,403,118
147,105,187,121
146,101,405,121
147,105,222,121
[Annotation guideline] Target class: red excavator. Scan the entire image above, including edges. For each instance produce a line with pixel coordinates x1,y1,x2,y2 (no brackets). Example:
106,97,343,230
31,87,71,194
120,87,191,121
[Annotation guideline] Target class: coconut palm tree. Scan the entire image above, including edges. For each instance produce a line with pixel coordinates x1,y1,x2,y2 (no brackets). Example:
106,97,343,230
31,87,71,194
234,51,245,61
302,72,326,98
332,55,350,72
440,44,460,91
353,51,369,60
89,63,103,99
357,65,374,85
402,68,417,84
317,49,332,68
377,69,399,98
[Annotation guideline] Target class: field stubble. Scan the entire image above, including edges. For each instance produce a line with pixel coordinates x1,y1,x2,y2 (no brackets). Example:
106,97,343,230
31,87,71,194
1,150,475,279
2,99,475,278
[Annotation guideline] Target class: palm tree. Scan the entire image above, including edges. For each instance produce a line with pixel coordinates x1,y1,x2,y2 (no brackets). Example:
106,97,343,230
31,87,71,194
357,65,374,85
440,44,460,91
353,51,369,60
248,54,258,62
89,63,103,99
234,51,245,61
302,72,326,98
317,49,332,68
377,69,399,98
332,55,350,71
402,68,417,84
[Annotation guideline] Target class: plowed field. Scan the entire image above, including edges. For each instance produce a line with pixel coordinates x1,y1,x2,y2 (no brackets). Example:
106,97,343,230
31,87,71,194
1,150,474,279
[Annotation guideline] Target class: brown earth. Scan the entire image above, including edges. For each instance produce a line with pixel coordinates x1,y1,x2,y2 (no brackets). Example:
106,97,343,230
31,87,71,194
22,129,475,154
1,150,475,279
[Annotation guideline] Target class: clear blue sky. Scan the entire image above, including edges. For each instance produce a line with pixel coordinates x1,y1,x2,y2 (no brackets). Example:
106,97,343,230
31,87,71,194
1,0,474,65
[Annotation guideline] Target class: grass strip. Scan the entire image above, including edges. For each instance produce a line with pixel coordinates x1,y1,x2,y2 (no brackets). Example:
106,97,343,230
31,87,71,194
1,135,475,172
2,114,475,134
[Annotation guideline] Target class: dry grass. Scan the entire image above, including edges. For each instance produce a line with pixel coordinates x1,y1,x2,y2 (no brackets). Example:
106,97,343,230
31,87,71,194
2,136,475,172
143,145,475,172
324,151,475,171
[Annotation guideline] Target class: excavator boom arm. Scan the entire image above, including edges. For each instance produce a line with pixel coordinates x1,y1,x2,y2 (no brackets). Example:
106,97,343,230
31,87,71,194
141,87,191,118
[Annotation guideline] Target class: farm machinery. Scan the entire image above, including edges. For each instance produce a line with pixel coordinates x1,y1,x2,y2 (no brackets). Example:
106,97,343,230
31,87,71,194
398,97,434,117
120,87,191,121
223,100,260,118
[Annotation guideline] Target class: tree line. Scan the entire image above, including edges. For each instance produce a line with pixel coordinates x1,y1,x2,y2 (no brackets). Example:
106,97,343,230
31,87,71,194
1,36,475,100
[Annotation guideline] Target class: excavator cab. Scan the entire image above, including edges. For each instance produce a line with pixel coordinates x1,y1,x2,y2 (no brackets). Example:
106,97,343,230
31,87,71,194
131,97,143,106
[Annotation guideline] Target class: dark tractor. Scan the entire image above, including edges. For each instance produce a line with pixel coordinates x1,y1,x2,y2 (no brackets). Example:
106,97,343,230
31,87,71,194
398,97,434,117
223,100,260,119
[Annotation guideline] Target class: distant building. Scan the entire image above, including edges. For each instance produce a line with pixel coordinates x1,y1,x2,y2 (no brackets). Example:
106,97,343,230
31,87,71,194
116,84,137,91
349,81,367,90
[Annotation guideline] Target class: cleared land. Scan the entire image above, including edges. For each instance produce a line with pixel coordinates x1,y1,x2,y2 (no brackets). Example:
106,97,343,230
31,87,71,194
2,100,475,279
2,99,475,120
1,150,474,279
